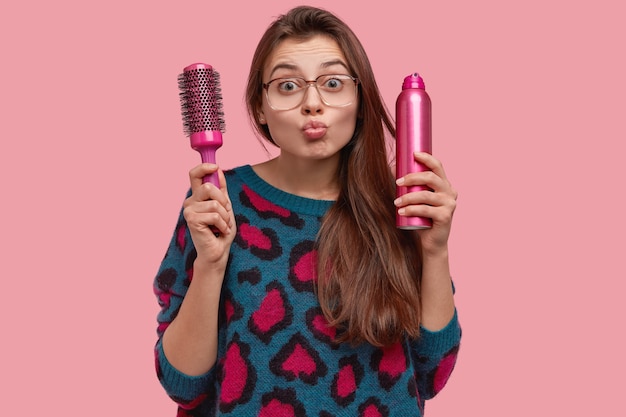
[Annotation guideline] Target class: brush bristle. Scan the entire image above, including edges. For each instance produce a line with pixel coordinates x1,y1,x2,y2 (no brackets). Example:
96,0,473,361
178,65,226,136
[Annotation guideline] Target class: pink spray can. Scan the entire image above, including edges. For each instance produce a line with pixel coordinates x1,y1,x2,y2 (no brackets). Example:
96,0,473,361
396,73,432,229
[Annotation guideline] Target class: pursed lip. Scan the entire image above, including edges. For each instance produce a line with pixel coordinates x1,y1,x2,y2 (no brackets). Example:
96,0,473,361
302,120,328,139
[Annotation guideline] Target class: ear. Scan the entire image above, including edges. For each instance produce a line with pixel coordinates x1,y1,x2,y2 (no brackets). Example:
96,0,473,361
258,109,267,125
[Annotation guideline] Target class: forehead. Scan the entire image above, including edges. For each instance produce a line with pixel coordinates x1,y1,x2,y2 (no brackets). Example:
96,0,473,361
264,35,348,78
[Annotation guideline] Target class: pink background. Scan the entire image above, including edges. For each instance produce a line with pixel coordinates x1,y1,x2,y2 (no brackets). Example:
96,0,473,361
1,0,624,415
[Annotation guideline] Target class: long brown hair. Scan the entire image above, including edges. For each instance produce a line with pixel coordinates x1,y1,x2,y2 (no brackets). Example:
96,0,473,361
245,6,422,347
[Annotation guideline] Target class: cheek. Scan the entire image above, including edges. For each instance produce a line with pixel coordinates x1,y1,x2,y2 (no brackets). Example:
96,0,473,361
336,110,359,140
264,113,298,144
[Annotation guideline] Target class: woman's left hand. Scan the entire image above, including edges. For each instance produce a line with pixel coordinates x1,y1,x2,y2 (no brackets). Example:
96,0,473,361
394,152,458,255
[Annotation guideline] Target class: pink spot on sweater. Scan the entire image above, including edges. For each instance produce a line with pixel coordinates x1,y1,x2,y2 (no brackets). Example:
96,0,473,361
176,223,187,252
270,334,327,384
224,300,235,323
361,404,384,417
293,250,316,283
220,343,248,404
243,185,290,218
252,289,286,332
336,365,357,397
239,223,271,250
283,344,316,376
157,291,171,307
379,342,406,377
313,314,336,339
433,351,458,394
157,322,169,334
259,399,296,417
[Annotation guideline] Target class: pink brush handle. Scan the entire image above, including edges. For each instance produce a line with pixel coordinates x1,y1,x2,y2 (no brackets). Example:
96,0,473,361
190,131,223,235
190,131,223,187
197,147,219,186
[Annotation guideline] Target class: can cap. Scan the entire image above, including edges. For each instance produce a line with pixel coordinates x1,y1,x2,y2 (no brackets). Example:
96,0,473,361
402,72,425,90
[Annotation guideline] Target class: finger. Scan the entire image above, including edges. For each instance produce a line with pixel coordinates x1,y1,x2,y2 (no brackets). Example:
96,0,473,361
395,186,457,214
183,203,232,235
398,199,456,225
395,189,440,208
189,163,220,192
188,199,230,222
200,211,233,235
413,152,448,180
398,170,443,191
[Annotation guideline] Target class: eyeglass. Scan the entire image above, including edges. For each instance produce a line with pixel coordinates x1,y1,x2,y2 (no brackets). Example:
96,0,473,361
263,74,359,111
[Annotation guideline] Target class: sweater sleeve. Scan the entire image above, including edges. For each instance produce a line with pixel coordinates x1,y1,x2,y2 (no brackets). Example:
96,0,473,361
409,309,462,401
153,192,216,407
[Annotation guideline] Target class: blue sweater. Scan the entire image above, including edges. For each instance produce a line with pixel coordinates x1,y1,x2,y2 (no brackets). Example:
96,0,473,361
154,165,461,416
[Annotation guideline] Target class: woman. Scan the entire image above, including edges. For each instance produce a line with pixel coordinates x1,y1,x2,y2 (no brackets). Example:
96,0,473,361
154,5,461,416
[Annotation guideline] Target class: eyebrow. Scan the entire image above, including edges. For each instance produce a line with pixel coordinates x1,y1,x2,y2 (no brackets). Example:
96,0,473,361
268,59,350,80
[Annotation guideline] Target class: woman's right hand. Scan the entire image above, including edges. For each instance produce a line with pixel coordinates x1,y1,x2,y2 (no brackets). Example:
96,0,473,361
163,163,235,375
183,163,237,268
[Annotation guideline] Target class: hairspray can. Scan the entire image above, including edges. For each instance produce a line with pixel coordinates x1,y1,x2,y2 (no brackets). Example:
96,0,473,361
396,72,432,229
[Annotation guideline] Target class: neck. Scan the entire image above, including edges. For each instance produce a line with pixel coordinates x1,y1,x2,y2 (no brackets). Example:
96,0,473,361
254,154,341,200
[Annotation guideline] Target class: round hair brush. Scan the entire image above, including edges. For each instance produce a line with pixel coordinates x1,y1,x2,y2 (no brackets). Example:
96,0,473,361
178,63,225,187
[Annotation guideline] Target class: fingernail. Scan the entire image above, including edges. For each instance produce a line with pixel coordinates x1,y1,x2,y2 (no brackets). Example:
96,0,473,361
396,177,405,186
393,197,401,206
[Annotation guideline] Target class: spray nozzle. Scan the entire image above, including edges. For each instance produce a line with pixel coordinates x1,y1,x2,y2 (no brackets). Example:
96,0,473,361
402,72,425,90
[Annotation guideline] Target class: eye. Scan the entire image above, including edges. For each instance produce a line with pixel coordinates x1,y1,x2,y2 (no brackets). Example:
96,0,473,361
320,76,347,91
277,79,303,94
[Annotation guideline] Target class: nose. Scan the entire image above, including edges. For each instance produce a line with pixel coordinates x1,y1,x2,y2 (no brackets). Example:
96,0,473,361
301,83,324,114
